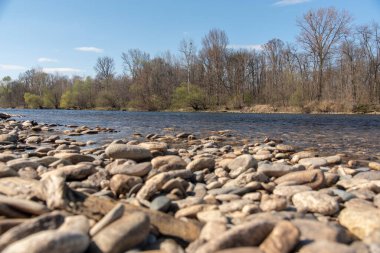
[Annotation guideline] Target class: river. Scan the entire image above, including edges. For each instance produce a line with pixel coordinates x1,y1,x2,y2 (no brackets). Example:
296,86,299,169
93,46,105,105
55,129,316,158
2,109,380,158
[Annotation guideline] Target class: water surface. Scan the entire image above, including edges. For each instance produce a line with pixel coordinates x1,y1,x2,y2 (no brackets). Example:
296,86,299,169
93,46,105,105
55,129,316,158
2,109,380,158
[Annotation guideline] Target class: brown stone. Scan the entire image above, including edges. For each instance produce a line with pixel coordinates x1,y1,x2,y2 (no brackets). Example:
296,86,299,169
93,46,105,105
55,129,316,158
111,162,152,177
292,219,352,245
259,221,300,253
0,212,65,251
90,212,150,253
187,157,215,172
338,205,380,240
3,230,89,253
0,195,49,215
53,153,95,164
80,196,201,242
274,170,325,190
151,155,187,172
216,248,264,253
105,144,152,161
369,162,380,171
299,240,355,253
196,220,274,253
260,195,287,212
136,170,192,201
109,174,142,196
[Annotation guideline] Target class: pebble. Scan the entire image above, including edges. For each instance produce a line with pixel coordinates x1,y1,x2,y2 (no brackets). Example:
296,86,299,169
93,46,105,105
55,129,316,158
275,170,325,190
150,195,172,212
196,220,275,253
228,154,258,177
298,157,328,168
197,210,228,224
175,204,204,218
138,141,168,152
253,153,273,161
0,134,18,143
90,212,150,253
291,151,316,163
151,155,187,172
276,144,294,152
0,164,17,177
105,144,152,161
3,230,90,253
90,203,125,236
0,211,65,251
53,153,95,164
257,163,302,177
354,171,380,180
259,220,300,253
110,174,142,196
299,240,356,253
292,191,340,215
0,153,17,162
292,218,352,245
338,204,380,240
260,195,287,212
200,221,227,241
0,195,49,215
369,162,380,171
0,117,378,253
45,163,96,180
186,157,215,172
7,158,39,170
273,185,312,199
215,248,264,253
113,161,152,177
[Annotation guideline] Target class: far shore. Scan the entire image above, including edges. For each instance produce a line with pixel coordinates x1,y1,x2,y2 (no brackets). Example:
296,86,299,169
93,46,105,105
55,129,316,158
1,105,380,116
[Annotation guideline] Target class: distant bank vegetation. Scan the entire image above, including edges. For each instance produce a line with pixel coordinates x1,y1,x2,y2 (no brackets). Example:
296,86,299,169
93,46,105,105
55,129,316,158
1,7,379,113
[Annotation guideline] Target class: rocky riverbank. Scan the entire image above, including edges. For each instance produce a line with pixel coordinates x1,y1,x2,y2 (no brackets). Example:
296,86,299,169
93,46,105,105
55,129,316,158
0,117,379,253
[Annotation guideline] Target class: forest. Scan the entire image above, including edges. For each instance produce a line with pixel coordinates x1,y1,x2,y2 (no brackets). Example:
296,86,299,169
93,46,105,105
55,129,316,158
1,7,379,113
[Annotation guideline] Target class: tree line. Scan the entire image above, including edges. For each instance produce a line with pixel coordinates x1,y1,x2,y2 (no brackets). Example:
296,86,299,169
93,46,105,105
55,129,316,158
1,7,379,113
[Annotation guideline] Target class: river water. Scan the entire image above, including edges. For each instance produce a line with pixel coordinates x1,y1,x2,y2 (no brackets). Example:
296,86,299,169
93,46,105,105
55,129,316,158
2,109,380,158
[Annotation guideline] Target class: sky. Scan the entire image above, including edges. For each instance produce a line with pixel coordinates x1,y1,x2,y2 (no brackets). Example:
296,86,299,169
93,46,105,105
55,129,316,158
0,0,380,79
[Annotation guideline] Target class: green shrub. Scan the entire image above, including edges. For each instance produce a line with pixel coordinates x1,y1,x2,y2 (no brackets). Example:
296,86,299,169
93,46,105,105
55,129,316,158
42,91,55,108
171,83,207,110
60,90,74,108
24,93,43,109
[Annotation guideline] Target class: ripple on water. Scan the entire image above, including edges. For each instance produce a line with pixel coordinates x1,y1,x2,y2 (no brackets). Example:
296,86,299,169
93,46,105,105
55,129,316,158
3,109,380,158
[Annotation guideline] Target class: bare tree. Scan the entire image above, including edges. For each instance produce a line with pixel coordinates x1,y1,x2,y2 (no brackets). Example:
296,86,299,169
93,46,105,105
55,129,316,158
201,28,229,106
297,7,352,101
179,37,196,91
121,49,150,79
357,23,380,103
263,38,285,105
94,56,115,88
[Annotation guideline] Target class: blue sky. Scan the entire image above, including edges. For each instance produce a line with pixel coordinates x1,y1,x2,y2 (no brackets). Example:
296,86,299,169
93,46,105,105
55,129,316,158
1,0,380,79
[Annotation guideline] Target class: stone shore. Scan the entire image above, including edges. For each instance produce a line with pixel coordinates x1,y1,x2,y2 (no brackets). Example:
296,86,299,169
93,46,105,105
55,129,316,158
0,117,379,253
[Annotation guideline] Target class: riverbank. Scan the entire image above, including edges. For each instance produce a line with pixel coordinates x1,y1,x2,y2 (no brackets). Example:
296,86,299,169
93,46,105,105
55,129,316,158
3,102,380,115
0,116,379,252
193,103,380,115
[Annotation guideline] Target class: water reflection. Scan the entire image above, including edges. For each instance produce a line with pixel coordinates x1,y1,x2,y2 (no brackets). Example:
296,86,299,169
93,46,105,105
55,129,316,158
2,109,380,157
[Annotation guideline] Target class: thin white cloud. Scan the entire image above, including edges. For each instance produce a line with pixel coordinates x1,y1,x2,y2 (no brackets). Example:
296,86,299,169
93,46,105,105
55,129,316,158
273,0,311,6
37,57,58,63
42,67,82,74
75,47,104,53
0,64,27,71
227,44,263,51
